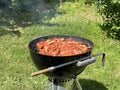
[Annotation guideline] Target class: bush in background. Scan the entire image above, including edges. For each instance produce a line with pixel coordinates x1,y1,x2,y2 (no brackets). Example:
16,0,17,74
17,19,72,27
95,0,120,39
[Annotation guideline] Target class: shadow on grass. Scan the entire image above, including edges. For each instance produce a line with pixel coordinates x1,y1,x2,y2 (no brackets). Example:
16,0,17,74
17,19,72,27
0,0,63,36
0,28,22,36
77,79,108,90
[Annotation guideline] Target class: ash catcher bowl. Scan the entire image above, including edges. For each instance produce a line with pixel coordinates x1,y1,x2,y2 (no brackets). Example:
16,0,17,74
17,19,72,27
28,35,105,90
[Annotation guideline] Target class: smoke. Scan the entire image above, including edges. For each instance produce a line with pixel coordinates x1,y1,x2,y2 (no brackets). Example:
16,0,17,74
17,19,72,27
30,0,60,25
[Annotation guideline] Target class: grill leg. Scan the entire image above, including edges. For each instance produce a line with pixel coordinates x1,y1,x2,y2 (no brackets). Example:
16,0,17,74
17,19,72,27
74,78,82,90
52,84,57,90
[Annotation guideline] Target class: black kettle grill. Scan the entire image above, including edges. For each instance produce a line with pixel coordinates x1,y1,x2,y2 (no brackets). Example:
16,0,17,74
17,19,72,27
28,35,105,90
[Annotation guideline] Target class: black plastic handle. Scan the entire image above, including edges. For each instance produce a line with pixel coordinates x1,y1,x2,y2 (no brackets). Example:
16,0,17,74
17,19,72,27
76,57,96,67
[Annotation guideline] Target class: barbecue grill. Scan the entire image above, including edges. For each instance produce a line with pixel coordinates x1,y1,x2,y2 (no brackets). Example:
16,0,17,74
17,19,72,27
28,35,105,90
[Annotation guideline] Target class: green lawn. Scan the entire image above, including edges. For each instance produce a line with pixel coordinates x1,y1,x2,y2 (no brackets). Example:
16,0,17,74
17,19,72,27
0,1,120,90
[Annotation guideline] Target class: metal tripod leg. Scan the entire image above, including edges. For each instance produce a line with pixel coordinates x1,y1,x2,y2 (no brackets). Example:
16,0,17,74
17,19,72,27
52,85,57,90
74,78,82,90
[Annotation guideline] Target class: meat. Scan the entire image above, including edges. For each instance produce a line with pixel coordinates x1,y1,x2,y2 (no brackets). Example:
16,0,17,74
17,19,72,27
36,38,91,56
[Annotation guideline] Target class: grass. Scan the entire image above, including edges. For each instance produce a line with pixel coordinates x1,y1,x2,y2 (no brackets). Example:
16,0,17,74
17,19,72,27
0,1,120,90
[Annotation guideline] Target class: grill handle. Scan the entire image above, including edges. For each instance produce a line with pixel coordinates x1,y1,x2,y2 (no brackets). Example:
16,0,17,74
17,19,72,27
76,57,96,67
76,53,105,67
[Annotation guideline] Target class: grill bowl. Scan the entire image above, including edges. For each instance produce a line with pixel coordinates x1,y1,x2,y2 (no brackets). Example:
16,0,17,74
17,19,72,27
28,35,94,79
